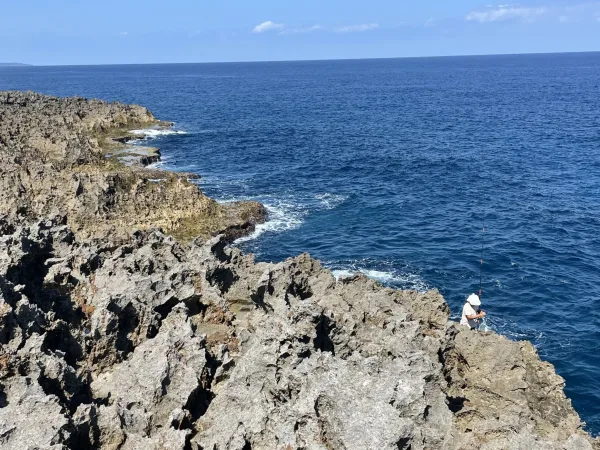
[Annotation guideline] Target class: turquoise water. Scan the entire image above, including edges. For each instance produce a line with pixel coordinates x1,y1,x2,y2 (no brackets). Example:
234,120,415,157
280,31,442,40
2,53,599,433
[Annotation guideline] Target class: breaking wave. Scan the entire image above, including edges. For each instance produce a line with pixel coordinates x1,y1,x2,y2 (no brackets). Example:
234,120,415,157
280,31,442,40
233,199,307,244
329,259,430,292
130,128,188,138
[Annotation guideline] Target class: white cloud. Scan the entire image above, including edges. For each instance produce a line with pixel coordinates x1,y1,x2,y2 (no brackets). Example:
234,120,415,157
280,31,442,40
252,21,284,33
334,23,379,33
252,21,382,35
284,24,324,34
119,31,128,37
424,18,436,28
466,5,546,23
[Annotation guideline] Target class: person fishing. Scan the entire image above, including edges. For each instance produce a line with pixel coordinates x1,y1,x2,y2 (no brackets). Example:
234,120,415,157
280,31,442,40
460,219,487,330
460,293,486,329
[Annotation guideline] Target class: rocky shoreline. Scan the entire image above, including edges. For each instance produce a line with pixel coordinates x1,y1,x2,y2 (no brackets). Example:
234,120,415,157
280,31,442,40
0,91,597,449
0,91,266,243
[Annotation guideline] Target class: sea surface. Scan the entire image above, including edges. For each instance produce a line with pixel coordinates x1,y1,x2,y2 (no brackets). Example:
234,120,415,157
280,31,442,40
2,53,599,435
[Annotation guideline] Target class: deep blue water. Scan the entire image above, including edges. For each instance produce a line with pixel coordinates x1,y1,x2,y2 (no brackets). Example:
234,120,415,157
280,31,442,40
2,54,600,434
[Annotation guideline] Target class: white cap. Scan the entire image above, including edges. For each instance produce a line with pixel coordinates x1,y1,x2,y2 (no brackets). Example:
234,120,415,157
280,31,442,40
467,293,481,306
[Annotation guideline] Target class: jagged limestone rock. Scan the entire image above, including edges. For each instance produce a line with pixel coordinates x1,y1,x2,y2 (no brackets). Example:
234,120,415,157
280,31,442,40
0,218,596,449
91,306,203,448
0,91,266,241
0,93,597,449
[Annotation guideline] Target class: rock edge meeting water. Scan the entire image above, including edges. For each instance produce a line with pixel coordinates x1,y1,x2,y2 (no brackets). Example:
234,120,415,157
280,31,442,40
2,52,599,434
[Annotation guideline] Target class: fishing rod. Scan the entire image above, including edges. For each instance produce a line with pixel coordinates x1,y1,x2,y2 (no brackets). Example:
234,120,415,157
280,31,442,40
478,218,491,331
479,218,485,297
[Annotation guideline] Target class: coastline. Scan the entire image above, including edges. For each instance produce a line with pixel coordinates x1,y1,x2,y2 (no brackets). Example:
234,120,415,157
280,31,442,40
0,91,597,449
0,90,266,243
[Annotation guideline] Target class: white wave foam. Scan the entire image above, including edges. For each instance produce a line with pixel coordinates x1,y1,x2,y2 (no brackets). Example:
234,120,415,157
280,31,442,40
235,201,306,244
330,264,429,292
315,193,347,210
331,269,356,279
146,155,172,169
360,269,398,283
130,128,187,138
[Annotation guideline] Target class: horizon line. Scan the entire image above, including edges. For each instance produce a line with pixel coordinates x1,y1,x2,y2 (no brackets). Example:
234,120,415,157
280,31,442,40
6,49,600,67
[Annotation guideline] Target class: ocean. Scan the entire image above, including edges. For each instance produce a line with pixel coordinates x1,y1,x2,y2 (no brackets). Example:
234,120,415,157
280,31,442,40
2,53,599,434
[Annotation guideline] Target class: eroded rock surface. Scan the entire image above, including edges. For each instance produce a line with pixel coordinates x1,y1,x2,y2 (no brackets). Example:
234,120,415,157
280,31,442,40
0,93,597,449
0,218,596,449
0,91,266,241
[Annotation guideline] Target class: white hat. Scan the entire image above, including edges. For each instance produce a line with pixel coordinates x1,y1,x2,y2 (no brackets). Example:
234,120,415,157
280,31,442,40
467,294,481,306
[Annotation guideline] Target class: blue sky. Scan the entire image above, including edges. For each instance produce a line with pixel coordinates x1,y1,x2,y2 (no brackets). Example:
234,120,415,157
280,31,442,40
2,0,600,65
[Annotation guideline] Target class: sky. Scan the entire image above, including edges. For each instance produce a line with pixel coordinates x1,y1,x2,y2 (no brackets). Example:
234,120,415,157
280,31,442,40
2,0,600,65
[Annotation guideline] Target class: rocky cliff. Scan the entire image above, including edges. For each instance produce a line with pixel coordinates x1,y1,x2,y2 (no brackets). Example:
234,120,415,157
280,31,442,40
0,91,265,242
0,92,597,450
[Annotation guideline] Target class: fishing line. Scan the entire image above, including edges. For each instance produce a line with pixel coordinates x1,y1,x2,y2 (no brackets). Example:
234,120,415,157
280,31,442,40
479,217,491,331
479,218,485,296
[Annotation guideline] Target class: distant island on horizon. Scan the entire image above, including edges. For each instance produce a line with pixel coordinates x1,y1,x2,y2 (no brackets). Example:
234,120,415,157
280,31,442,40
0,62,32,67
